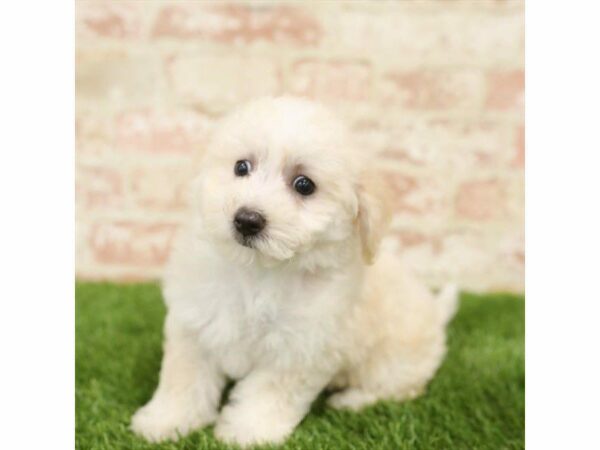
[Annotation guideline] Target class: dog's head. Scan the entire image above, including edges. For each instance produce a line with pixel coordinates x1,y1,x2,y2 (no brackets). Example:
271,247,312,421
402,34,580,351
192,97,391,270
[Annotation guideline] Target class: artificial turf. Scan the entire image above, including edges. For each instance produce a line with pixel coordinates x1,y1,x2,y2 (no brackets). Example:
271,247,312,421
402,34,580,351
76,282,524,450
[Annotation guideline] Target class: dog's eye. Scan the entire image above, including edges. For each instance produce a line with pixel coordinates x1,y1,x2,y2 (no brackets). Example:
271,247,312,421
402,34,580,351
293,175,316,196
234,160,251,177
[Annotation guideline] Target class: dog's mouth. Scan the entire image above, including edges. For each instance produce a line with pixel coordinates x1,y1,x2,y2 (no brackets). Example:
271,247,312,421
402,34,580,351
229,222,298,262
234,231,261,249
236,235,255,248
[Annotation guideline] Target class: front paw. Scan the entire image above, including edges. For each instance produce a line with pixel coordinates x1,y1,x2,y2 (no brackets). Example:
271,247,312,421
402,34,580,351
214,406,295,447
131,399,215,443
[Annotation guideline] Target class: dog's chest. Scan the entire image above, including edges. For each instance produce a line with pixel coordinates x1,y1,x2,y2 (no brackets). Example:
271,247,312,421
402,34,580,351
196,270,319,377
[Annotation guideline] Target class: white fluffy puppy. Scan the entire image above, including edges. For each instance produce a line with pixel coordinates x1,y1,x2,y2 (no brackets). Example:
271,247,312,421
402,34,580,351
131,96,458,447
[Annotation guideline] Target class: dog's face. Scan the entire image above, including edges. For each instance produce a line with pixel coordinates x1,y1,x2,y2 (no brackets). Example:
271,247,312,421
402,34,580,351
193,97,390,269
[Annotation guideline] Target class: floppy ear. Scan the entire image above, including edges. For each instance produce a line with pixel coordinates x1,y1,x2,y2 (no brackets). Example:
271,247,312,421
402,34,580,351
356,172,393,264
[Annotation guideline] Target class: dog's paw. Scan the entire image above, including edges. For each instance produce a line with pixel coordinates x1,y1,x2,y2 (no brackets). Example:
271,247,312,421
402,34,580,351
131,399,215,443
131,404,182,443
327,388,378,411
214,407,294,447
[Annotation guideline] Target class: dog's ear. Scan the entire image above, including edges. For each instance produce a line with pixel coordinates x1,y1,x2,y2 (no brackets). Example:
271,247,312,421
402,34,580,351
356,171,393,264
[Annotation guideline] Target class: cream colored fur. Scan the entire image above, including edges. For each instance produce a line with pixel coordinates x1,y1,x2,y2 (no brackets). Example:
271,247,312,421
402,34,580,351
130,97,458,447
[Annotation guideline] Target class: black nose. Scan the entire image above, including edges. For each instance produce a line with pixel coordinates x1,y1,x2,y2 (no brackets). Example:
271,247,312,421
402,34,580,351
234,208,266,237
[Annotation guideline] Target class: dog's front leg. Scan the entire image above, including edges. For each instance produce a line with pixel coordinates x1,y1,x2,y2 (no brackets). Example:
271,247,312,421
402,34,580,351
214,366,332,447
131,313,225,442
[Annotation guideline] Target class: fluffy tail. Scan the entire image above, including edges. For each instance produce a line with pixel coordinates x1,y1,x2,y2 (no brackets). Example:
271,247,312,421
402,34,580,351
436,284,459,325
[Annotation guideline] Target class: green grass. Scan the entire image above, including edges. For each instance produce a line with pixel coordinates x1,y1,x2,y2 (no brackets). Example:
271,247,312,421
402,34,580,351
76,282,524,450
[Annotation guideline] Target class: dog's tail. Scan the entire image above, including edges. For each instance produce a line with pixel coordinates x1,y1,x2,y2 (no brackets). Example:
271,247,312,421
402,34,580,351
436,284,459,326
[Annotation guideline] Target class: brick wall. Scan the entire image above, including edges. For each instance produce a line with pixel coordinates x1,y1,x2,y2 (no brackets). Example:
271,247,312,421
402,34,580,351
75,0,525,292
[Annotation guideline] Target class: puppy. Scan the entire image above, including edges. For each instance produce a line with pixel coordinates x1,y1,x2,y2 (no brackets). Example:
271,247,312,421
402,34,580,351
131,96,457,447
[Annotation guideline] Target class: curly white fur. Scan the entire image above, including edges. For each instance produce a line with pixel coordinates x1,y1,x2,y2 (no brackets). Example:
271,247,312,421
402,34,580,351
130,97,458,447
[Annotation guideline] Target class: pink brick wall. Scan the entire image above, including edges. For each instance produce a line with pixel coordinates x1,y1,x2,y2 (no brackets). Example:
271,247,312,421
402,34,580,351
75,0,524,292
